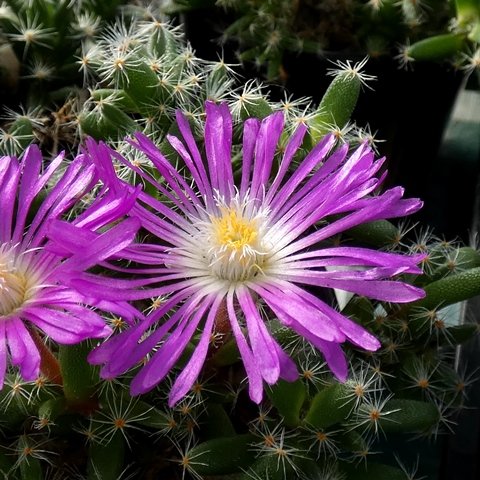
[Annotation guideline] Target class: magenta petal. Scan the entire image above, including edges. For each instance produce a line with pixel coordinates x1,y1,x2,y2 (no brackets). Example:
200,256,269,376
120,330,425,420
0,158,20,242
25,308,110,345
226,290,264,403
237,287,280,385
240,118,261,198
25,306,109,339
204,101,234,199
274,343,299,382
317,340,348,382
88,328,135,366
130,296,213,395
250,282,345,342
265,279,380,351
6,318,40,381
250,111,284,201
168,296,222,406
64,217,140,271
285,273,425,303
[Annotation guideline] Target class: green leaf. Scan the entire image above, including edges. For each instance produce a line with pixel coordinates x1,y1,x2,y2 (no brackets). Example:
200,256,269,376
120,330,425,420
91,88,138,113
240,454,301,480
407,33,466,61
87,432,126,480
309,69,361,142
209,337,240,367
18,436,43,480
303,383,353,428
239,98,273,120
266,379,306,427
437,323,478,346
379,399,439,433
426,246,480,283
456,0,480,27
341,296,375,326
100,103,138,135
200,403,236,439
79,109,123,140
345,220,400,248
59,341,98,409
118,59,160,115
413,267,480,310
38,397,67,423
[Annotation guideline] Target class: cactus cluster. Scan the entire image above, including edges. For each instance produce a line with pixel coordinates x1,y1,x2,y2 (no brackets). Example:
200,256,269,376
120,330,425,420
0,0,130,155
0,2,479,480
399,0,480,70
0,2,381,175
0,217,478,479
166,0,480,79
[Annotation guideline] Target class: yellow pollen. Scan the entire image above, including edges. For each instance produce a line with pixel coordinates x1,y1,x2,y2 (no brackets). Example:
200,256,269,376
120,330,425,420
205,201,269,282
0,264,28,316
213,209,257,252
113,58,125,70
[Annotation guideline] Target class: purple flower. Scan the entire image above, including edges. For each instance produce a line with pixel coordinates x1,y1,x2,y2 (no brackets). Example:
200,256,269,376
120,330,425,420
0,145,140,386
87,101,425,406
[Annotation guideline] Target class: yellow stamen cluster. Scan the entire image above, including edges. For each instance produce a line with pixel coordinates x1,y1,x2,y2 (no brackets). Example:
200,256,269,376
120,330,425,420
0,260,27,317
213,208,258,252
208,206,268,282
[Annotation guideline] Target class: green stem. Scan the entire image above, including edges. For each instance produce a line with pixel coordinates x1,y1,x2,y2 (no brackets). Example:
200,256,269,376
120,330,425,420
58,341,99,414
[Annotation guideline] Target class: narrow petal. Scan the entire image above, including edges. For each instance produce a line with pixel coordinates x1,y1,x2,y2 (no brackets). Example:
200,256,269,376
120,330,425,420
265,123,308,204
278,271,425,303
168,295,223,406
226,288,263,403
269,133,335,214
249,282,345,342
240,118,261,198
250,111,284,201
130,295,214,395
263,279,381,351
237,287,280,385
313,338,348,382
273,342,299,382
0,157,20,242
24,307,110,344
6,318,40,381
205,101,234,200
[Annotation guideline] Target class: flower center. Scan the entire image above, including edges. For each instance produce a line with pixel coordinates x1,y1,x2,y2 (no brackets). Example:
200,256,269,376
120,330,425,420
0,247,32,317
207,204,269,282
213,209,258,251
0,268,27,317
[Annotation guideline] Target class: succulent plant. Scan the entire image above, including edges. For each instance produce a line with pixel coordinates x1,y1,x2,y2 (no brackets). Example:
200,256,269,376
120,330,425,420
397,0,480,70
0,210,478,479
0,2,479,480
0,0,131,155
162,0,460,80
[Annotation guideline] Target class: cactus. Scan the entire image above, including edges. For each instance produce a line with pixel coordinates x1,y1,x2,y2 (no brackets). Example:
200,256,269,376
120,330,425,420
164,0,457,80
